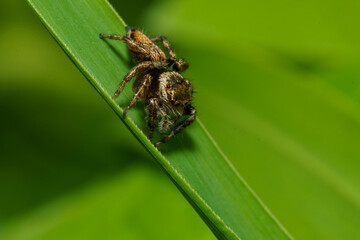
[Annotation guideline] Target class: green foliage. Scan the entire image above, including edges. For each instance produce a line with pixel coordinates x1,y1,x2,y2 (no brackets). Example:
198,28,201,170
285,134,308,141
20,0,292,239
2,0,359,239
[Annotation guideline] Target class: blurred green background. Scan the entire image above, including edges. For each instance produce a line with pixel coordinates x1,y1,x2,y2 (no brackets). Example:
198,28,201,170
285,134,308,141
1,0,360,239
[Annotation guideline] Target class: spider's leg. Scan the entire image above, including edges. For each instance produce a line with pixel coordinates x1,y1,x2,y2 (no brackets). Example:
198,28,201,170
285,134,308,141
146,98,158,141
99,33,125,40
155,105,196,147
160,114,180,133
170,115,181,125
112,61,154,99
154,103,171,133
160,115,171,133
151,36,176,62
123,74,152,115
151,36,188,72
100,34,148,57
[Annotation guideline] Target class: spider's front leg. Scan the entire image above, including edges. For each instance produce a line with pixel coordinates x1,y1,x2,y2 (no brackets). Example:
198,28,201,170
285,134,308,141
151,36,177,63
160,114,181,134
123,74,152,115
155,105,197,147
146,99,171,141
112,61,155,99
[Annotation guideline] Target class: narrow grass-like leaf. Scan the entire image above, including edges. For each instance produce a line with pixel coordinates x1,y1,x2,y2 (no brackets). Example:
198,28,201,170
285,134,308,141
25,0,292,239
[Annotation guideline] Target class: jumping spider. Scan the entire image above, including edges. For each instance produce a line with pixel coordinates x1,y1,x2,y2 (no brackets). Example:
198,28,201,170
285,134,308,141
100,26,196,146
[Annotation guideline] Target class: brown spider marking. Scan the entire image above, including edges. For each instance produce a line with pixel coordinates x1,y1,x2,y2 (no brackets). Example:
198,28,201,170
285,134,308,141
100,26,196,146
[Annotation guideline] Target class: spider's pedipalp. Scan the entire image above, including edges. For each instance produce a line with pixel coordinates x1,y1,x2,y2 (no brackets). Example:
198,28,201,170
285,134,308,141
155,105,197,147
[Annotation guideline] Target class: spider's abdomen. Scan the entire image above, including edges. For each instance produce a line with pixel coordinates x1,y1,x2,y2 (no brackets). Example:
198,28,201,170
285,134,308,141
126,29,166,62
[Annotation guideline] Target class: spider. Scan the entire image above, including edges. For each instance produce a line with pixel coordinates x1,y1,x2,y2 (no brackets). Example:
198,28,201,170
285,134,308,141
100,26,196,146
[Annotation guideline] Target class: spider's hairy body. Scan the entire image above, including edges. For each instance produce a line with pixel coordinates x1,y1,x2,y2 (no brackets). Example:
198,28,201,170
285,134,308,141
126,29,166,62
100,26,196,146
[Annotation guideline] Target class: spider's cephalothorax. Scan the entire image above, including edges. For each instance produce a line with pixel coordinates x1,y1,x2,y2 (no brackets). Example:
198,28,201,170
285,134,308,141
100,26,196,146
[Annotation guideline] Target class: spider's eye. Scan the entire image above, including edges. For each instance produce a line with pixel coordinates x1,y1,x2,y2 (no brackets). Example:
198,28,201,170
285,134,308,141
166,85,171,88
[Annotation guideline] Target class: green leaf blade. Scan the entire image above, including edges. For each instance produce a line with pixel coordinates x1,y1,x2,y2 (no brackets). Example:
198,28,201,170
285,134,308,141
26,0,292,239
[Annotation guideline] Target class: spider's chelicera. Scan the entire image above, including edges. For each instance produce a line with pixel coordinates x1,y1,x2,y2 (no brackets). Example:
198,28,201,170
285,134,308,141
100,26,196,146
